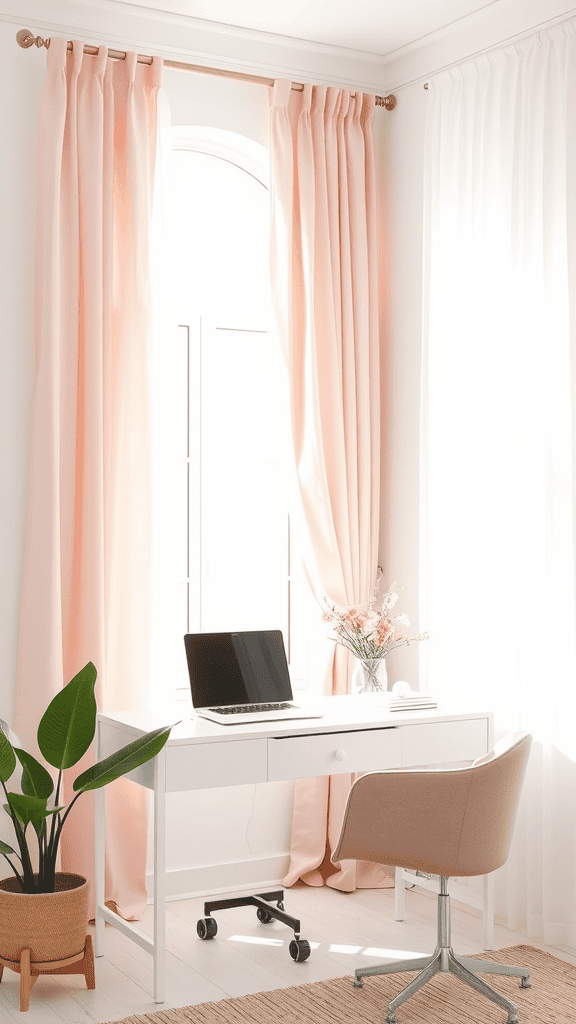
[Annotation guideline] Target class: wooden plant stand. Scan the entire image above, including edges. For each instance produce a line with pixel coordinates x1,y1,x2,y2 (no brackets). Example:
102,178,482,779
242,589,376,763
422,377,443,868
0,934,95,1011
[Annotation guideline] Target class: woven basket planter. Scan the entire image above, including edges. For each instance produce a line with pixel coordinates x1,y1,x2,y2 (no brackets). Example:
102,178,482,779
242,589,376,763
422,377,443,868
0,873,89,964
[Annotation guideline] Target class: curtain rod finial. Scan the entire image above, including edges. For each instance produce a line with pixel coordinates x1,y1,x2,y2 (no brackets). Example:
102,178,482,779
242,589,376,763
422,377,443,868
377,94,397,110
17,29,49,50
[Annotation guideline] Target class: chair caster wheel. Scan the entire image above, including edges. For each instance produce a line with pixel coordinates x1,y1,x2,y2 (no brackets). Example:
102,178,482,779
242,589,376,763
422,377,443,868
520,978,531,988
353,978,364,988
289,938,311,962
257,907,273,923
197,917,218,939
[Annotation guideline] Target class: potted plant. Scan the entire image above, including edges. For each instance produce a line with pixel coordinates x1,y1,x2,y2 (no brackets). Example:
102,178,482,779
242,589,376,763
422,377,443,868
0,661,177,1009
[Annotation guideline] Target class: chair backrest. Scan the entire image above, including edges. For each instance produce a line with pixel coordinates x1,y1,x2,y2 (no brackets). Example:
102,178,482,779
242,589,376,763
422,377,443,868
332,732,532,877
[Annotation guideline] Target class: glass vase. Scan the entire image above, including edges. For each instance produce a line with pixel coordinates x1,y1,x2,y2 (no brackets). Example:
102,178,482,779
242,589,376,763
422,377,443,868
355,657,388,694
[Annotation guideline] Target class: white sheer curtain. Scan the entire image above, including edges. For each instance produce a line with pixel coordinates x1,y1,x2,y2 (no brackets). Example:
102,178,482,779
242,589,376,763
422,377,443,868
422,18,576,947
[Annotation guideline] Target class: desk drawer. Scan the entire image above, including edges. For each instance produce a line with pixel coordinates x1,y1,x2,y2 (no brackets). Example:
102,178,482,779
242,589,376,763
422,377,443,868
401,718,488,768
123,738,268,791
268,727,401,782
166,739,268,791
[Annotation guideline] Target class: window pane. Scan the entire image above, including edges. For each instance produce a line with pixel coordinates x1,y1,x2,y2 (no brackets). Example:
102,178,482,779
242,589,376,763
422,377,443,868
199,325,290,637
170,150,273,327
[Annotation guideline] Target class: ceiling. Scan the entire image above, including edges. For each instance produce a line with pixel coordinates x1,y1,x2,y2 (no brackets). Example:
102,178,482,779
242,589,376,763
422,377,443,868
114,0,505,58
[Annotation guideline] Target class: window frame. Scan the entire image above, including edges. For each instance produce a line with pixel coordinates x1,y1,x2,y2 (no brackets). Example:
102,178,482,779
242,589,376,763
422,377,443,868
166,126,309,702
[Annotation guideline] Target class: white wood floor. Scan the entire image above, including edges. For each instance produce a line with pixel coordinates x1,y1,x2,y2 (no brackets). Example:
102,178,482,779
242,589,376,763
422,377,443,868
1,882,575,1023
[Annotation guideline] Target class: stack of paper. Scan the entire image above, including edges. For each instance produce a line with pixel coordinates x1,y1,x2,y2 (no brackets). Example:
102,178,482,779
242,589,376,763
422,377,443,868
389,694,438,712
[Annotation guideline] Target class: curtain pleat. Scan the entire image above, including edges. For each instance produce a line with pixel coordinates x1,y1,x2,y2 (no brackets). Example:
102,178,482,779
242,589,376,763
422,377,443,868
16,37,163,920
270,81,391,890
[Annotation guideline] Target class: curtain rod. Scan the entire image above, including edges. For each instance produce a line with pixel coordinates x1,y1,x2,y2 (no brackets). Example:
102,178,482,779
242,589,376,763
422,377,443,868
16,29,397,110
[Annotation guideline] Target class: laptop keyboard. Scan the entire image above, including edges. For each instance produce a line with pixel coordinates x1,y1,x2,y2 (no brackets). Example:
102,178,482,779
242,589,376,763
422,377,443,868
209,702,295,715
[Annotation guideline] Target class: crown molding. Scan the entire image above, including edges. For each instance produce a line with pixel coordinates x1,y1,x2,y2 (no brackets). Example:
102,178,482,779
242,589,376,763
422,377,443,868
10,0,574,98
378,0,576,92
74,0,387,61
2,0,390,95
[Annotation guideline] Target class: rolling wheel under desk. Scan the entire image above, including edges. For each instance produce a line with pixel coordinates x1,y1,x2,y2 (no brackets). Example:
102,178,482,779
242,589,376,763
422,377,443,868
94,696,494,1002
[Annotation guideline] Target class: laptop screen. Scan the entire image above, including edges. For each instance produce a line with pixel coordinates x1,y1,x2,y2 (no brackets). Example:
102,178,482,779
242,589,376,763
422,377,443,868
184,630,293,709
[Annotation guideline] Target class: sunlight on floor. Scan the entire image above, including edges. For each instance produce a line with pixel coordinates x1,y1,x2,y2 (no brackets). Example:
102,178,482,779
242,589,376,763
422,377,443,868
227,934,423,959
229,935,284,946
228,934,322,949
363,947,424,959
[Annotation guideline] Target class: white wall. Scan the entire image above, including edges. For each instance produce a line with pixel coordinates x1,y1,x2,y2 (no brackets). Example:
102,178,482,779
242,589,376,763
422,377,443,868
2,0,574,895
374,81,428,687
165,68,268,147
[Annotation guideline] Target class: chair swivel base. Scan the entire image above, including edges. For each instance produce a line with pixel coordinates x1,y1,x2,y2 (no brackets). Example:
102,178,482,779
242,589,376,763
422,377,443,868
353,878,530,1024
355,945,530,1023
196,889,311,962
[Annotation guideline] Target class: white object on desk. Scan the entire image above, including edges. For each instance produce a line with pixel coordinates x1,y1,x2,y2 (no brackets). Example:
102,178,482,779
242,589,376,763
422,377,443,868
392,680,413,697
95,697,494,1003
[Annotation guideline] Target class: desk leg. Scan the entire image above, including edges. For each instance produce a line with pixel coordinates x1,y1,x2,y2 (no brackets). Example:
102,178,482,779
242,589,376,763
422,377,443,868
482,872,495,950
95,721,105,958
153,749,166,1003
394,867,406,921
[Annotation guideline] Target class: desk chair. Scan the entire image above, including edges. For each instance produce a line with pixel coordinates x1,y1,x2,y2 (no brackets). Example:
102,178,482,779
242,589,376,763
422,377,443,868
332,731,532,1023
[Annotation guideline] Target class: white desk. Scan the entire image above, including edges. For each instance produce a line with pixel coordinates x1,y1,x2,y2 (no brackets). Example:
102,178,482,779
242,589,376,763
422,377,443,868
94,696,494,1002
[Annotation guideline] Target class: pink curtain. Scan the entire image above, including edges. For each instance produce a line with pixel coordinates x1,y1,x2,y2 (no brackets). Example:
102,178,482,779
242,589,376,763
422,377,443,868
16,37,163,920
269,81,391,890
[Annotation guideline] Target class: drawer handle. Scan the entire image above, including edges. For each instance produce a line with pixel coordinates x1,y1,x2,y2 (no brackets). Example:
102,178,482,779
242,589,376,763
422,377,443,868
334,749,346,761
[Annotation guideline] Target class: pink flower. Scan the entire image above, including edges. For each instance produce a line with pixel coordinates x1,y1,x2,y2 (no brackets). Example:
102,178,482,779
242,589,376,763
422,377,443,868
322,580,428,659
376,617,394,642
345,610,368,630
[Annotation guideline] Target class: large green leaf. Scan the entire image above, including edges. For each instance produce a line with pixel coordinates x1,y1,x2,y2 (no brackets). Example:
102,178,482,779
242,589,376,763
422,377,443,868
6,793,64,830
15,748,54,799
37,662,97,769
0,728,16,783
73,724,177,792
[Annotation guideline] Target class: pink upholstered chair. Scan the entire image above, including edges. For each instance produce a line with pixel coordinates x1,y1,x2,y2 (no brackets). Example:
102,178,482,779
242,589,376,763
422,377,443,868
332,731,532,1024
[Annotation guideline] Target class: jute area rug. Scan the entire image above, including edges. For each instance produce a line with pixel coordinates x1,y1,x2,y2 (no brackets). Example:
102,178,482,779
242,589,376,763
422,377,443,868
107,945,576,1024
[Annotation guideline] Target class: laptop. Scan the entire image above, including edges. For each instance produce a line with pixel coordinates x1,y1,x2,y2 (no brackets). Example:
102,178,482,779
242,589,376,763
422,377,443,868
184,629,323,724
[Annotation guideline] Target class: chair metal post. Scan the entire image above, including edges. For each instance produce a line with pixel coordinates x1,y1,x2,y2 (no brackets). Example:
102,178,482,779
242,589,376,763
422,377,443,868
437,876,450,947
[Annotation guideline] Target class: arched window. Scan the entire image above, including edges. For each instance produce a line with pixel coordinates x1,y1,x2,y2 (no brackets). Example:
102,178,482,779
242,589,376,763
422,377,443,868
150,127,311,705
